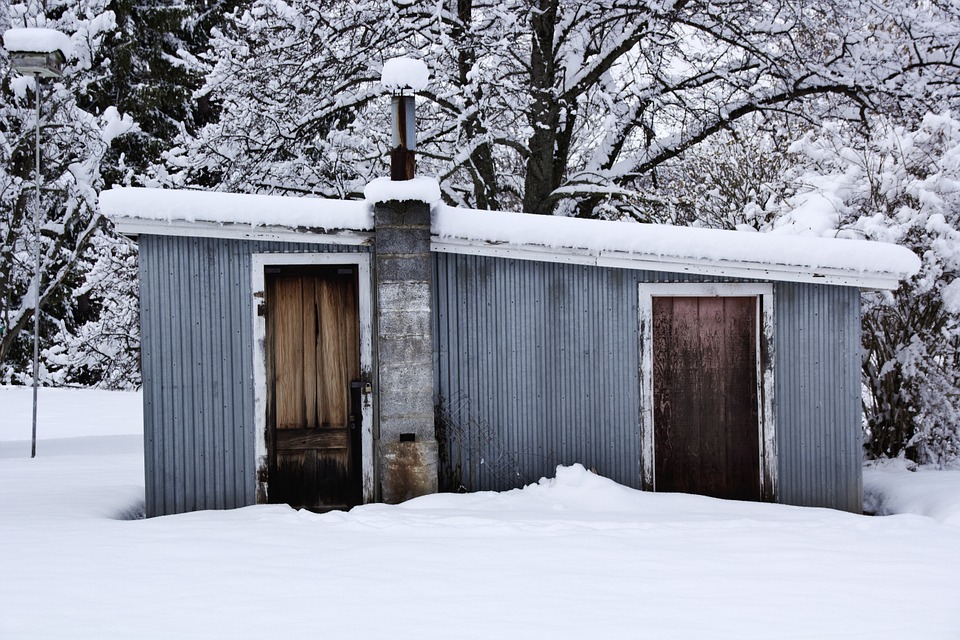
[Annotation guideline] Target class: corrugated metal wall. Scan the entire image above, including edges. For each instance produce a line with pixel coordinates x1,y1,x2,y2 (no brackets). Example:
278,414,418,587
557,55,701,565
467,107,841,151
139,235,368,517
140,236,863,515
775,283,863,512
433,253,864,512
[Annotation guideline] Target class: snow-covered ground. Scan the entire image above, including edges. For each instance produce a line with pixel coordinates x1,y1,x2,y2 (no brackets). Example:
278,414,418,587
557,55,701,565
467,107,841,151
864,458,960,525
2,386,959,639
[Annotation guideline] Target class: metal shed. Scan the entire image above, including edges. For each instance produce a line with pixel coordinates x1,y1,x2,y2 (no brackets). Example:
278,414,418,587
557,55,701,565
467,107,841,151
102,186,918,517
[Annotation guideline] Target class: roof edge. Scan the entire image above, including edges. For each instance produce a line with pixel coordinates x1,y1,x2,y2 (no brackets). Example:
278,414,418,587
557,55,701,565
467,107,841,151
110,217,374,247
431,237,904,290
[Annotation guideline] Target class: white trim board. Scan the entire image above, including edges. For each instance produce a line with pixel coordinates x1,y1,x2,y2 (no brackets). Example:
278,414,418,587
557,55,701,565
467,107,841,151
251,252,376,505
112,217,900,289
637,282,777,501
113,217,374,246
432,237,902,290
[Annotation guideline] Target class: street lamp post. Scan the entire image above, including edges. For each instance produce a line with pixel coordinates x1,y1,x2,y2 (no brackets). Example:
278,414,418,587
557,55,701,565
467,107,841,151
3,28,69,458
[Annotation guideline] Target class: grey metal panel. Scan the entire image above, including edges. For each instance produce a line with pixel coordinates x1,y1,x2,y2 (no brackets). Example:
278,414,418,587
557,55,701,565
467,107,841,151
433,253,707,492
141,234,865,514
139,235,368,517
774,282,862,512
433,253,863,513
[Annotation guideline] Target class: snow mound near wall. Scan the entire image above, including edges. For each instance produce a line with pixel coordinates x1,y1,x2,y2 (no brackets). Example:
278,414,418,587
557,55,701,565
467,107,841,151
864,461,960,526
371,464,850,528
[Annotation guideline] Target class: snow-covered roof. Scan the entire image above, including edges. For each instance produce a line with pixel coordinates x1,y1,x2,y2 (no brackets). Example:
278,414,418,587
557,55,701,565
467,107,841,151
101,187,373,246
3,28,73,56
101,186,919,289
433,206,920,290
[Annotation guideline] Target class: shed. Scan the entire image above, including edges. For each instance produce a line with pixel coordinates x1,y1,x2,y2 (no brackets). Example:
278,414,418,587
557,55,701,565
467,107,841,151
101,183,919,516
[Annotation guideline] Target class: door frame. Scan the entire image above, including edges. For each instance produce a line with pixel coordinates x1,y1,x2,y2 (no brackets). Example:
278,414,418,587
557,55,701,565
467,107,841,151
252,252,375,506
638,282,777,501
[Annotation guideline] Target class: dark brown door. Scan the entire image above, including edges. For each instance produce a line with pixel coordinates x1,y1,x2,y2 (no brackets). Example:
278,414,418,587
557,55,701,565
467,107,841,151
652,296,760,500
265,266,361,510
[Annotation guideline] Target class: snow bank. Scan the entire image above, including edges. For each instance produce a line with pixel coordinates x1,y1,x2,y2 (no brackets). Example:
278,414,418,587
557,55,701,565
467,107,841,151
0,386,142,442
3,28,73,56
364,176,441,204
100,187,373,230
392,463,857,526
434,205,921,281
381,57,430,92
864,461,960,526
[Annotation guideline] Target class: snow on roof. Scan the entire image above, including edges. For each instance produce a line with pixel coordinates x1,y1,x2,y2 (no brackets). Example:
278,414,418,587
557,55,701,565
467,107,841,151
101,187,372,245
363,177,441,205
432,206,920,290
3,28,73,56
101,186,920,289
380,57,430,92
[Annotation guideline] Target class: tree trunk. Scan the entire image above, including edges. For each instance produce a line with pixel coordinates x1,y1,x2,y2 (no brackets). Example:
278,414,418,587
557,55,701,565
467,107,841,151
522,0,561,215
454,0,500,210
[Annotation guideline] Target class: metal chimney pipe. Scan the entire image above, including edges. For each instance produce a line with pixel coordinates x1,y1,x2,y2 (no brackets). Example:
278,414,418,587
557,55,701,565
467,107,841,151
390,95,416,181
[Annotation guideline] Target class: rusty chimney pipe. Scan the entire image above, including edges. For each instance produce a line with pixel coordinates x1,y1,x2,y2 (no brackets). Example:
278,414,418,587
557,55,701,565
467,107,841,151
382,57,428,181
390,95,416,181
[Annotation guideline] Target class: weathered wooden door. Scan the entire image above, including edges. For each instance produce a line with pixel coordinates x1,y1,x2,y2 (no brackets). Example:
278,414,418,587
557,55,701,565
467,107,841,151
265,266,362,510
652,296,760,500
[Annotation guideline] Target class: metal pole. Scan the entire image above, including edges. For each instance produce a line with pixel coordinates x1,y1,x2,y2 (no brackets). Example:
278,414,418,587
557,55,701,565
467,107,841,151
30,73,41,459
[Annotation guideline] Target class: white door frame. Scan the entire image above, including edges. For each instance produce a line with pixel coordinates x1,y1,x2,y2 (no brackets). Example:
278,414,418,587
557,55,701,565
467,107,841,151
637,282,777,500
252,252,375,505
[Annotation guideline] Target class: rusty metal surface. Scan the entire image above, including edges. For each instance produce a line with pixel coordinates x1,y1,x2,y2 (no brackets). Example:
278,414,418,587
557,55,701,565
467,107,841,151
652,296,760,500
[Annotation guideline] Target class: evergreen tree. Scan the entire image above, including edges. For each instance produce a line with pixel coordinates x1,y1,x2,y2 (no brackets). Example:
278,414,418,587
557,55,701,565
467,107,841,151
2,1,240,387
82,0,243,187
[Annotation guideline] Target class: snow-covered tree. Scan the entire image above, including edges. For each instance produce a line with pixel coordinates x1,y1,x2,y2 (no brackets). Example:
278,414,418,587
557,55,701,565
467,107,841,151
157,0,960,220
81,0,244,187
1,3,138,386
773,114,960,465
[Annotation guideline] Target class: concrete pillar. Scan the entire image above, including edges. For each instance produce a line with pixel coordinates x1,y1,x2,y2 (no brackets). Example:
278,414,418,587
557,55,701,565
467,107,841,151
374,199,438,503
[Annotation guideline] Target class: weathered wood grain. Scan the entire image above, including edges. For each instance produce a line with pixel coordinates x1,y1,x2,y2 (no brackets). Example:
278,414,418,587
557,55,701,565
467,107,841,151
266,267,361,509
653,296,760,500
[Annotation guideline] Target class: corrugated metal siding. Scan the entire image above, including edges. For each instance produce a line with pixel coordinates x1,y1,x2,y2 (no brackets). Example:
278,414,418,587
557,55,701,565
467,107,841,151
139,235,368,517
433,253,864,512
141,237,864,514
774,282,863,512
434,253,715,491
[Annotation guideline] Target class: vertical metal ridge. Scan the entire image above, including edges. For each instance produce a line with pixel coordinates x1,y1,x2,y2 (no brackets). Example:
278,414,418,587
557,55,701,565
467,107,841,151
141,233,863,515
775,282,861,512
434,253,644,491
433,258,861,512
140,236,369,516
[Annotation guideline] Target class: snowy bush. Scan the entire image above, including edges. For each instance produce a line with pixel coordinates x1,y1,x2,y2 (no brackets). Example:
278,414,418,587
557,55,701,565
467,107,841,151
784,114,960,465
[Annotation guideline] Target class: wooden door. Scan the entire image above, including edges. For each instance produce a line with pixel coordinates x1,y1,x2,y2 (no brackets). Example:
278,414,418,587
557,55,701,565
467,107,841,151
652,296,760,500
265,266,361,510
